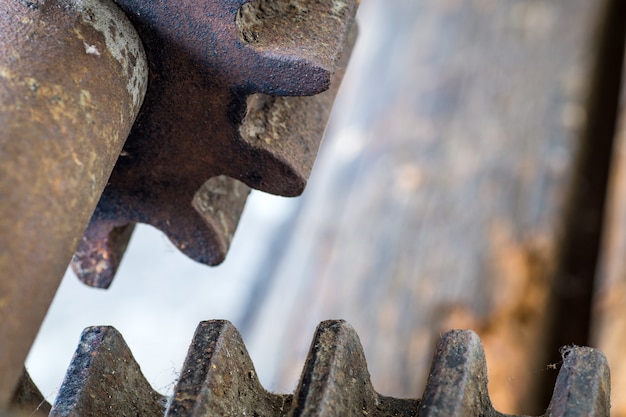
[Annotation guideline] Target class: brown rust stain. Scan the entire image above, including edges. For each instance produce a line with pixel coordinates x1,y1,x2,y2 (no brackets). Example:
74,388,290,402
0,0,146,405
73,0,358,287
434,222,554,414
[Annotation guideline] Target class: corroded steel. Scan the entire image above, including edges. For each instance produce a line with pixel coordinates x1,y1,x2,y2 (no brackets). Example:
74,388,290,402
9,369,50,417
0,0,147,406
49,327,166,417
167,320,291,416
548,345,611,416
72,0,359,288
45,321,610,417
419,331,493,416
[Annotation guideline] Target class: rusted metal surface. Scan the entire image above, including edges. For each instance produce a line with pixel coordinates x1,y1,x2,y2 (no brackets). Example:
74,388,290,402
548,346,611,417
167,320,291,416
291,320,418,417
41,320,609,416
72,0,359,288
9,369,50,417
419,331,492,416
0,0,147,406
49,327,167,417
421,330,610,417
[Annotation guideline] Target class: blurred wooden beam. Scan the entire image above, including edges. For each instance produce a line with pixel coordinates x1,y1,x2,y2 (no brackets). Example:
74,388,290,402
243,0,624,414
592,45,626,417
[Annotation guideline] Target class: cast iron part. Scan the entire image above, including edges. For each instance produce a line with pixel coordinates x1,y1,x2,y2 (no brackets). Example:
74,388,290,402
12,320,609,416
0,0,147,406
72,0,359,288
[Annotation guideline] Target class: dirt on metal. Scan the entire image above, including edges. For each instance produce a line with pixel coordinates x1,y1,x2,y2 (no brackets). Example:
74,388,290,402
72,0,359,288
0,0,147,406
31,321,610,416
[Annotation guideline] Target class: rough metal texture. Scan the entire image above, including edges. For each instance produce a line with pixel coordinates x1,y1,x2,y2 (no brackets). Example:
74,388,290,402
9,369,50,417
49,327,167,417
42,321,609,417
0,0,147,406
72,0,359,288
166,320,292,416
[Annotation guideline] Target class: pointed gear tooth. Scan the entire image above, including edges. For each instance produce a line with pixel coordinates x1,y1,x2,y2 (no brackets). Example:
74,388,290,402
45,322,612,416
166,320,282,416
50,327,166,417
292,320,378,416
549,347,610,417
420,330,492,416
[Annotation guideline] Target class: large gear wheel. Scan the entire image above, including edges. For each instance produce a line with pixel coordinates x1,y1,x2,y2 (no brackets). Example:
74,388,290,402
9,321,611,417
71,0,359,288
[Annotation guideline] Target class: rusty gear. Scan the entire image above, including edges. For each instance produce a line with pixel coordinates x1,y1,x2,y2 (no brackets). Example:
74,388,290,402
10,321,610,417
71,0,359,288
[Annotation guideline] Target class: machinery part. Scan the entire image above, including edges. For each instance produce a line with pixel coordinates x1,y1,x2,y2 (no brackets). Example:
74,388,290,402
36,320,610,416
72,0,359,288
0,0,147,406
9,369,49,417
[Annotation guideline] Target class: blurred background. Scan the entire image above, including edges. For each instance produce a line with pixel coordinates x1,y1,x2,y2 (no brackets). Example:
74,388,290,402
26,0,626,415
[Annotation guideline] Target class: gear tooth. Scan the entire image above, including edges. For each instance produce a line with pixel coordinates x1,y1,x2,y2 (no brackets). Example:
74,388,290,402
50,327,166,417
237,27,356,196
189,176,251,263
549,347,610,416
420,330,493,416
236,0,358,96
244,56,332,96
71,223,135,289
38,322,613,416
148,205,227,267
10,369,51,416
292,320,378,416
71,0,358,283
143,178,249,267
166,320,282,416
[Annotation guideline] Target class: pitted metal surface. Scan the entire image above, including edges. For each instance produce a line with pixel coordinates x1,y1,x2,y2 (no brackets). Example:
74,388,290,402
28,321,608,417
0,0,147,405
72,0,358,288
0,0,357,405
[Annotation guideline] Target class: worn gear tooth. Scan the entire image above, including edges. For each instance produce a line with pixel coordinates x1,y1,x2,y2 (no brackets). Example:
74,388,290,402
419,330,492,416
9,369,50,417
166,320,290,416
237,26,357,196
71,223,135,289
35,322,611,417
291,320,379,416
72,176,249,288
236,0,359,96
548,347,610,417
190,176,251,262
72,0,358,286
49,327,166,417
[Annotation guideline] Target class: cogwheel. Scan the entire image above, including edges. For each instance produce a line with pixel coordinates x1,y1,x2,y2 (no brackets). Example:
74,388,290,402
71,0,359,288
11,321,610,416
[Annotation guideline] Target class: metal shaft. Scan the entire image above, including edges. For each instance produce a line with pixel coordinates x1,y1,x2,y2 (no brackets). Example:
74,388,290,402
0,0,147,405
